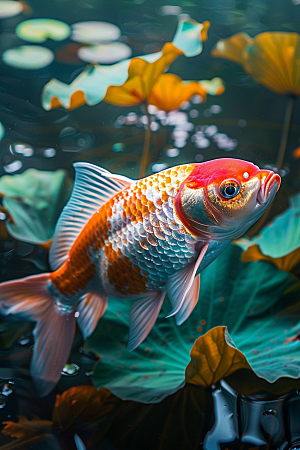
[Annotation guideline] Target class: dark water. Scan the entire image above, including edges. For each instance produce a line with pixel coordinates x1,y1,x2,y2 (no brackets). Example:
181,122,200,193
0,0,300,449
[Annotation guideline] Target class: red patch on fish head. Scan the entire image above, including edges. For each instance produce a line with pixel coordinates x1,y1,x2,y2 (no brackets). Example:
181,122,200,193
174,158,280,241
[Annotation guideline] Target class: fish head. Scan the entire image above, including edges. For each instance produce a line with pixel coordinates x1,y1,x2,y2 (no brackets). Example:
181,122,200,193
175,158,281,241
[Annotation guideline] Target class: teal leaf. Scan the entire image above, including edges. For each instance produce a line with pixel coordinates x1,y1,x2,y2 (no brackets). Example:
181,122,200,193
86,245,300,403
0,169,73,244
0,122,5,141
235,192,300,258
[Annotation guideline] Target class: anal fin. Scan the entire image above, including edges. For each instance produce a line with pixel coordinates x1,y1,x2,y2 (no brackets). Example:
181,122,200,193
128,290,166,351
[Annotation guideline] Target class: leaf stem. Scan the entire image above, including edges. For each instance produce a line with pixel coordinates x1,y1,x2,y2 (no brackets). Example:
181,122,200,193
276,95,296,170
139,105,152,179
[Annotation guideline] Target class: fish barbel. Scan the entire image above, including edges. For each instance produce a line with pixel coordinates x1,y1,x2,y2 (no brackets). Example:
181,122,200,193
0,158,280,395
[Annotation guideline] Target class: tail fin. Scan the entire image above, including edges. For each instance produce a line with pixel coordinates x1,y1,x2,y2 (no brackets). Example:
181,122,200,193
0,274,76,396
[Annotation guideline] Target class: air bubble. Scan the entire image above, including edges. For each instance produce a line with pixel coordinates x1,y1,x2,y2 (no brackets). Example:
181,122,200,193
44,148,56,158
166,148,180,157
61,363,80,376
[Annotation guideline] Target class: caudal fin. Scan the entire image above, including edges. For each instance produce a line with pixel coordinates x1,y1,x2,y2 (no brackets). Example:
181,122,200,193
0,274,76,396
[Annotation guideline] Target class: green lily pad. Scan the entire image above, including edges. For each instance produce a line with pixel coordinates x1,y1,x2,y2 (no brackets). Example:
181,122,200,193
0,169,73,244
86,245,300,403
16,19,71,43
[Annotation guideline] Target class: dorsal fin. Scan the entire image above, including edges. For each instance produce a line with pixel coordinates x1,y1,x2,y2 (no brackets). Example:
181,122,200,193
49,162,134,271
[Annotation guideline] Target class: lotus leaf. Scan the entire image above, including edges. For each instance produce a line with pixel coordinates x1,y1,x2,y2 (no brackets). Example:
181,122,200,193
148,74,224,111
86,245,300,403
42,18,211,111
212,31,300,96
0,169,73,244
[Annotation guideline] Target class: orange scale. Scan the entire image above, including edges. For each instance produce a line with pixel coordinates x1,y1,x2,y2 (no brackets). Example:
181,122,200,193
141,195,148,206
142,205,148,215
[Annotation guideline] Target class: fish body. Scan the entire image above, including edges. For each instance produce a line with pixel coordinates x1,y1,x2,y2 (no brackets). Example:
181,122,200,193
0,159,280,395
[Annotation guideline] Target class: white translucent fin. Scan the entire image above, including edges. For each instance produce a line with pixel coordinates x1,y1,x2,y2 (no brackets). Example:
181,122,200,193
49,162,134,271
32,305,76,396
127,290,166,352
166,243,208,318
0,273,76,397
76,292,108,339
175,274,200,326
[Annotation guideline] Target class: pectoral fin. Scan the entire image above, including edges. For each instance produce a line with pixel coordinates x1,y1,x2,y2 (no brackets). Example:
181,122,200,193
175,274,200,325
127,290,166,351
166,243,208,318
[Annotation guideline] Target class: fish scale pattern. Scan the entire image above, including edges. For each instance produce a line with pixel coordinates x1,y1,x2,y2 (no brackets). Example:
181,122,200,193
102,164,199,295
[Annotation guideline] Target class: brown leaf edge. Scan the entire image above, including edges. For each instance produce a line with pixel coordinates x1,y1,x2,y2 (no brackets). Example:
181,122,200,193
185,325,300,397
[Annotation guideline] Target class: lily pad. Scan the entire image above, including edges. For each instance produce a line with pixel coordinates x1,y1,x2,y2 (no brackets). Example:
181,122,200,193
86,245,300,403
16,19,70,43
2,45,54,69
78,42,132,64
0,1,24,18
71,21,121,44
0,169,73,244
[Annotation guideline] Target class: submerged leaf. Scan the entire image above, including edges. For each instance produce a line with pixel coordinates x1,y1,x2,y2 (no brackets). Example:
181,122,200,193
2,415,52,439
235,192,300,272
0,169,73,244
52,386,116,432
86,245,300,403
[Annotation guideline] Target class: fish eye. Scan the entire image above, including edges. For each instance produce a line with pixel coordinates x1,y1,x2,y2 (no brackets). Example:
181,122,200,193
219,180,240,199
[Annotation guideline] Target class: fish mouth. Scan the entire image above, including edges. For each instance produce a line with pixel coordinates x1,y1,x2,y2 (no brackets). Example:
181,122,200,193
257,170,281,205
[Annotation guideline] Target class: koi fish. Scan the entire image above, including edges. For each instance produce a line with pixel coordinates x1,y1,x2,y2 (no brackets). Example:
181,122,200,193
0,158,280,396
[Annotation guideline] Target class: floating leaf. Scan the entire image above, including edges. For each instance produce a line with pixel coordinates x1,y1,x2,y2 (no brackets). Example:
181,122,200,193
16,19,70,43
2,45,54,70
212,31,300,96
71,21,121,44
0,1,25,18
86,245,300,403
42,18,211,110
0,169,73,244
78,42,132,64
